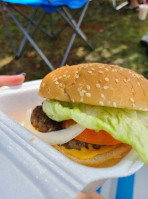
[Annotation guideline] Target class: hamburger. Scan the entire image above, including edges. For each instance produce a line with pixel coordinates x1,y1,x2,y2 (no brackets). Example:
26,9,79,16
25,63,148,167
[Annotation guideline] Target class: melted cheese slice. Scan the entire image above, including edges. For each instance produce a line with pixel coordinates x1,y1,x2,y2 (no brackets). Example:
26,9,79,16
60,145,118,160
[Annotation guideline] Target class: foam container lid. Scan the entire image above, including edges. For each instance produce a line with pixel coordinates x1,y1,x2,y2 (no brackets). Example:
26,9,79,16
0,80,143,199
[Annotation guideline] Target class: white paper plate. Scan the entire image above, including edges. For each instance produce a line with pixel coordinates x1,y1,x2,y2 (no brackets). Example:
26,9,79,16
0,80,144,199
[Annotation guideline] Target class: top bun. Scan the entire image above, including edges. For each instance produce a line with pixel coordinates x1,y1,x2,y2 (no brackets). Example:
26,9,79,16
39,63,148,111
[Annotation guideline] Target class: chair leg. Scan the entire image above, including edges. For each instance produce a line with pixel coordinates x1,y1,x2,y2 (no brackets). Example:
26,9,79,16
7,4,54,58
1,2,94,69
52,10,79,40
62,6,94,50
49,13,56,39
17,11,47,58
10,4,52,37
0,2,17,56
59,2,94,67
2,3,54,71
16,7,39,58
58,2,94,51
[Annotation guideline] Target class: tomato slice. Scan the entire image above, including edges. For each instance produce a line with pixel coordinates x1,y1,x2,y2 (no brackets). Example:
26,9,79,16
62,119,121,145
75,129,121,145
62,119,76,129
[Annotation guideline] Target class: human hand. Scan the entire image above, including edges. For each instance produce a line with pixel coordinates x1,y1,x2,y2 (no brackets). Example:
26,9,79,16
0,74,25,87
76,192,105,199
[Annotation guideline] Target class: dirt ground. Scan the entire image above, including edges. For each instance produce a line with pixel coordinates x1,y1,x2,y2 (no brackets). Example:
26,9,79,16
0,0,148,81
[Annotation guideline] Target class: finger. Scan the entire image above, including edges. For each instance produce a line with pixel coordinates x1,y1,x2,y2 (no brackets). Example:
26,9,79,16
0,74,25,87
75,192,105,199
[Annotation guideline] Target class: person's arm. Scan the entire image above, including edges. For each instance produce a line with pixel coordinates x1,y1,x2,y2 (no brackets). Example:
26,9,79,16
0,74,25,87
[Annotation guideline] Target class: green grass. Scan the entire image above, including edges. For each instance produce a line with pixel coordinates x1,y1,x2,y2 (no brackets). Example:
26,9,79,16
0,0,148,81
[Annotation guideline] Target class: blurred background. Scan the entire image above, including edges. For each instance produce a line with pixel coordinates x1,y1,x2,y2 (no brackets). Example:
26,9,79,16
0,0,148,81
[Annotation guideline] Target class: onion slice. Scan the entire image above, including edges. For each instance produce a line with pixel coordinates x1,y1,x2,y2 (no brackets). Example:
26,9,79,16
24,109,85,145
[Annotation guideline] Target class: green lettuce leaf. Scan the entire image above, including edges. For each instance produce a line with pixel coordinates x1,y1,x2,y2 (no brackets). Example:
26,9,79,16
43,99,148,164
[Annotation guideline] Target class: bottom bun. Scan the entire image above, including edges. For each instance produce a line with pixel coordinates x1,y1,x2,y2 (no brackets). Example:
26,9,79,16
54,144,132,168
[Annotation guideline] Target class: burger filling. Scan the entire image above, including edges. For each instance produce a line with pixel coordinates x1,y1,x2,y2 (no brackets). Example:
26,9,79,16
31,106,105,150
41,99,148,164
25,99,148,164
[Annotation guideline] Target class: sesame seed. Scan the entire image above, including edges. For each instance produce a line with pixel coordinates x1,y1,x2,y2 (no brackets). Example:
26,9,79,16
80,97,83,102
80,91,84,96
112,69,117,72
101,93,105,99
111,65,116,67
132,72,136,75
88,71,92,74
72,99,75,102
62,84,66,89
104,86,109,90
67,74,71,78
99,101,104,105
58,76,62,79
76,75,79,79
54,77,58,81
131,88,134,92
91,68,95,70
105,68,109,71
86,92,91,97
98,71,103,74
124,79,127,83
63,74,66,77
86,85,91,90
136,74,140,78
55,81,59,85
82,90,86,93
105,77,109,81
130,98,134,102
113,102,117,107
137,82,140,86
42,83,45,87
59,83,63,87
96,83,100,88
115,79,119,83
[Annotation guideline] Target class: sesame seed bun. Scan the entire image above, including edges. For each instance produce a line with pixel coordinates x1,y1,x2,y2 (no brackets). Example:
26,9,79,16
39,63,148,111
54,144,132,168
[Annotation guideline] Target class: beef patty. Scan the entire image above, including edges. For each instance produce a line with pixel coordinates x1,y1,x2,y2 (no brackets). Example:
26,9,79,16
31,105,104,150
61,139,104,150
31,105,62,132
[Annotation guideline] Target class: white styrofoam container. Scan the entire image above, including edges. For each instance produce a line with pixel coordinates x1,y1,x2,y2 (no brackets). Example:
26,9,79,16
0,80,143,199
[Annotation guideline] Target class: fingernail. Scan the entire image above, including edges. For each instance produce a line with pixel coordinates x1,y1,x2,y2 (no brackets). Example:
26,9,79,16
13,72,26,76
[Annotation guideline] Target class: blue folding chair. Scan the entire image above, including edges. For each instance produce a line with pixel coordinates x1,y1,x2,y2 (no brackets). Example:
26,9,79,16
0,0,94,70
